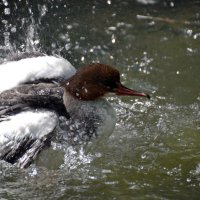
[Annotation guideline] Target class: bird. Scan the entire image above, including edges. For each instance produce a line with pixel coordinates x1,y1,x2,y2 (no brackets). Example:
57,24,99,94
0,52,150,168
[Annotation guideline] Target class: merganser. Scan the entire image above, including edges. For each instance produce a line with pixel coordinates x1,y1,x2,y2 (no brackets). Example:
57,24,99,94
0,52,150,168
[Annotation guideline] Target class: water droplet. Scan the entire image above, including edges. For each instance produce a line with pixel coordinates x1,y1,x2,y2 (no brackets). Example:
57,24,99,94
2,20,8,24
186,178,191,182
141,154,146,159
186,29,192,36
102,169,112,173
108,26,116,31
40,4,48,17
10,27,16,33
2,0,8,6
29,168,37,176
81,56,85,61
193,33,200,39
111,34,116,43
187,48,193,53
107,0,111,5
89,175,96,180
84,88,88,93
65,43,71,50
51,43,56,48
170,2,174,7
34,39,40,45
67,25,73,30
4,8,10,15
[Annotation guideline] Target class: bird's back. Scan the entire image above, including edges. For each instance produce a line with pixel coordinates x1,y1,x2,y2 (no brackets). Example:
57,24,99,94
0,82,71,168
0,52,75,168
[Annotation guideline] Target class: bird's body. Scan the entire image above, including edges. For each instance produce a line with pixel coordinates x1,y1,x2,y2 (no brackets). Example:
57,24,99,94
0,52,149,168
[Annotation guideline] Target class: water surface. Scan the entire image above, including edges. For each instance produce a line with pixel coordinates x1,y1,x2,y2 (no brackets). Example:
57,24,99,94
0,0,200,199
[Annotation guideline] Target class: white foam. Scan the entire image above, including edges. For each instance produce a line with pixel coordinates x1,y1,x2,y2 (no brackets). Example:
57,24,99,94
0,111,58,145
0,56,76,93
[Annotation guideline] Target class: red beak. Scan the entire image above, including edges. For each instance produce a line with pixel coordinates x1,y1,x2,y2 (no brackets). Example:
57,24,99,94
114,83,150,99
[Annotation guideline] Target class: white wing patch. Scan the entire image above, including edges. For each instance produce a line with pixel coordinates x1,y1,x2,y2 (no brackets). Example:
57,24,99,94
0,111,58,145
0,56,76,93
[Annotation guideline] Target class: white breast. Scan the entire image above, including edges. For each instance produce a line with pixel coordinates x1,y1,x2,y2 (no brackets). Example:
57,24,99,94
0,55,76,93
63,93,116,143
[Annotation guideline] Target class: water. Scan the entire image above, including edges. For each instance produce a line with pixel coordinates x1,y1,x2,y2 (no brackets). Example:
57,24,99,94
0,0,200,199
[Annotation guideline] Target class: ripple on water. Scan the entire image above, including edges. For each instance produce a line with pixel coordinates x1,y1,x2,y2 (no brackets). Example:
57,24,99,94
0,0,200,198
106,95,200,186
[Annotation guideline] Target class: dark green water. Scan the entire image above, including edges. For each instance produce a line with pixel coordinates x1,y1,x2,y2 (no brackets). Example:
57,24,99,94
0,0,200,199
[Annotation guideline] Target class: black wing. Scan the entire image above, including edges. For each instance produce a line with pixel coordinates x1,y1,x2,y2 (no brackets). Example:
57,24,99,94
0,83,70,119
0,83,69,168
0,131,54,168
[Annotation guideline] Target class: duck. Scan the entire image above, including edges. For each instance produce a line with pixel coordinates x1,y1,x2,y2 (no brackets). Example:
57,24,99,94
0,52,150,168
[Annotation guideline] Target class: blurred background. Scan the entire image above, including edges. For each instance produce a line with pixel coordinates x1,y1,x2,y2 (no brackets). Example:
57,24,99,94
0,0,200,199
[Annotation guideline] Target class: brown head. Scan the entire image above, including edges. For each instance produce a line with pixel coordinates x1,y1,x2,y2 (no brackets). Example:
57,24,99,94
63,63,150,101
